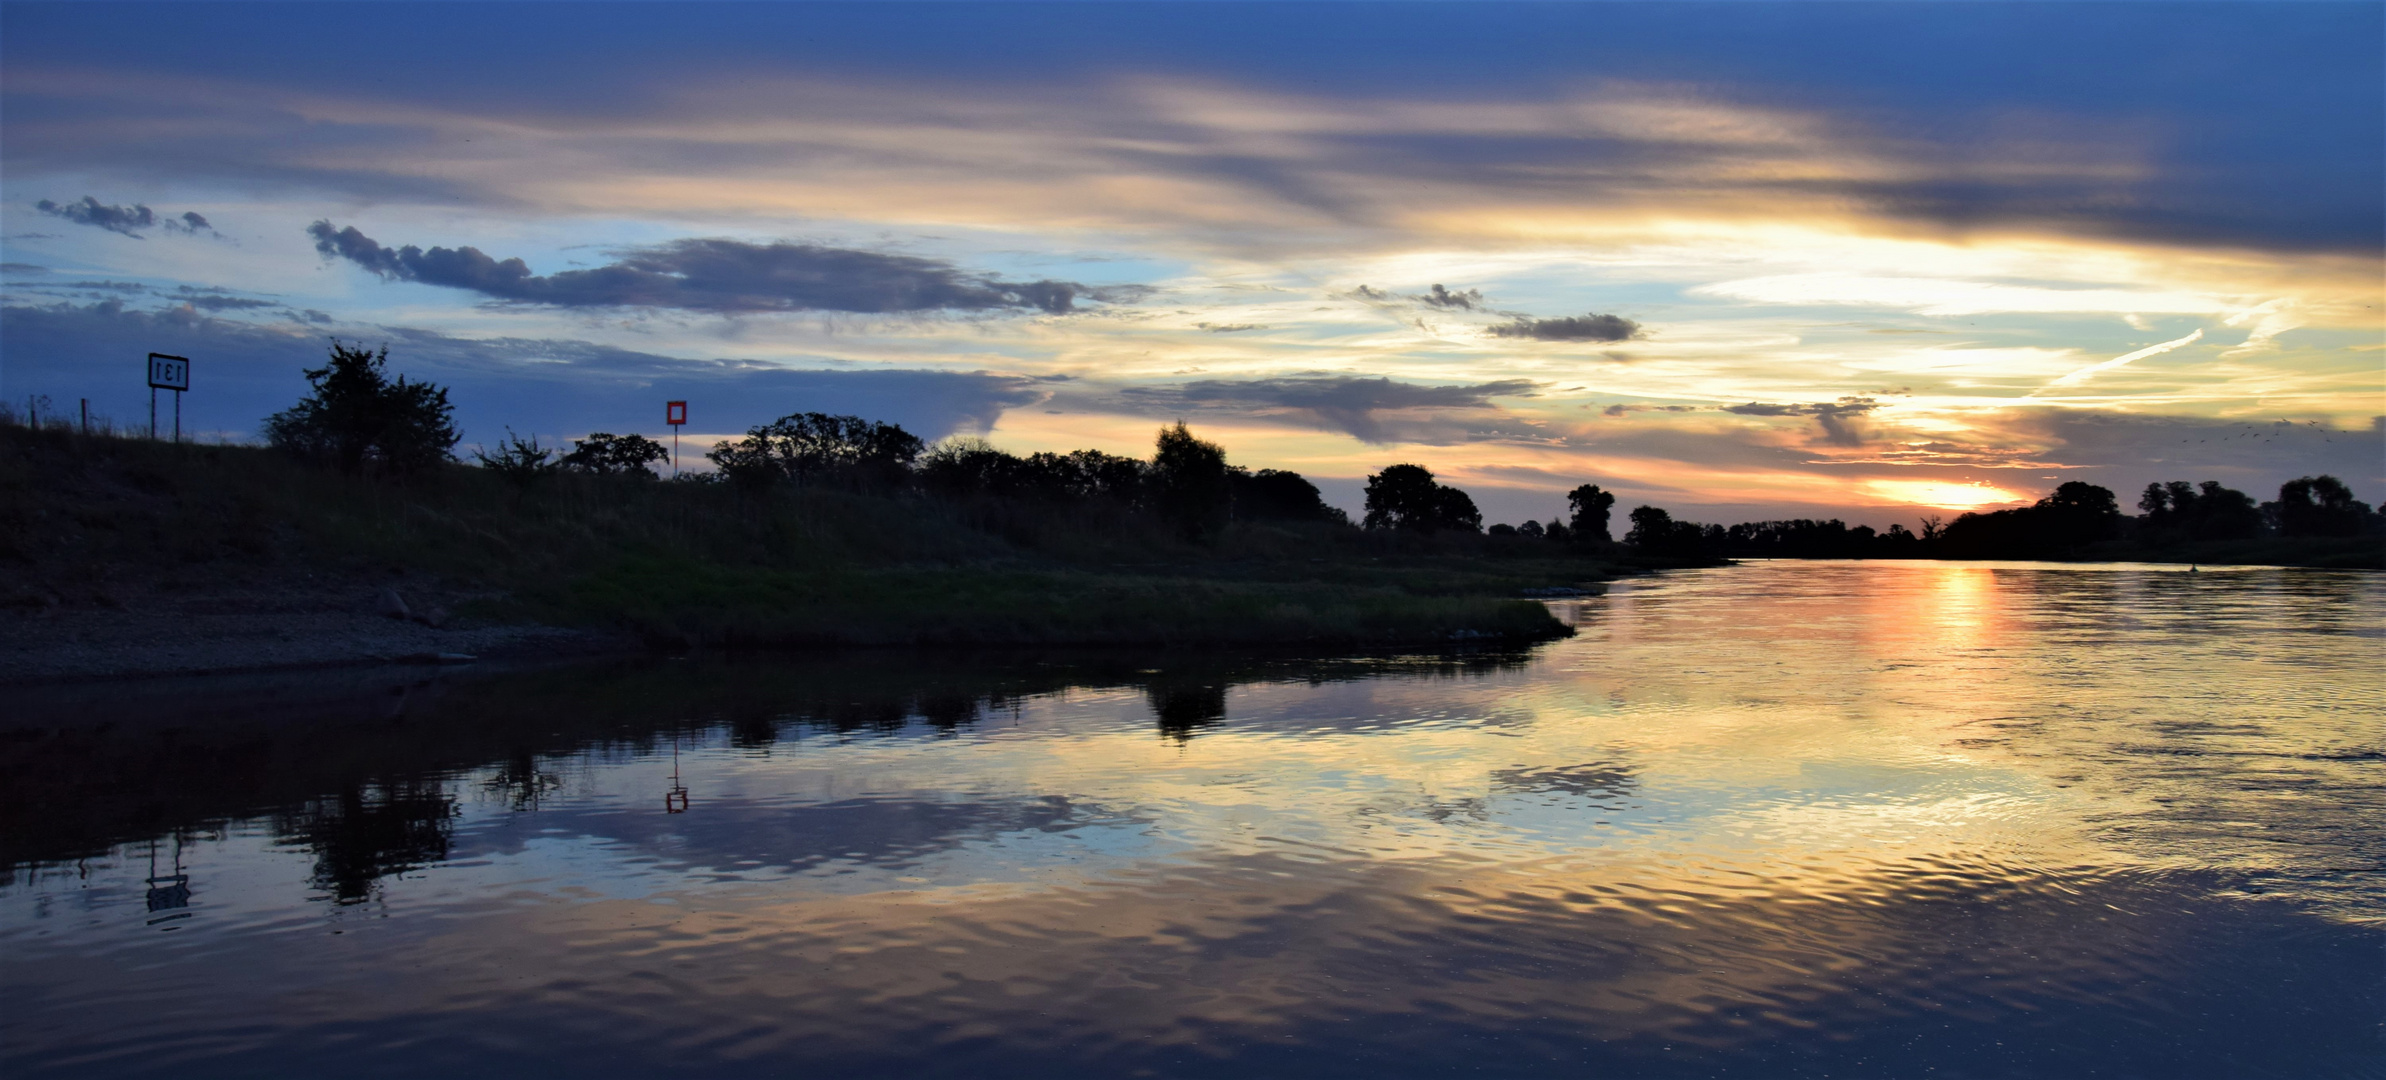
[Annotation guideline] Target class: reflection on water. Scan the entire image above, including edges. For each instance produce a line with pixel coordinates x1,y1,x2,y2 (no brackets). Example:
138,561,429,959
2,562,2380,1078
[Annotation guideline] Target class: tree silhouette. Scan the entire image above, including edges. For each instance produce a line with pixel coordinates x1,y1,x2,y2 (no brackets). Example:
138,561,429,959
2138,480,2262,542
2266,475,2377,537
262,341,457,476
562,432,670,477
1150,422,1234,539
705,412,923,491
1363,464,1480,532
1566,483,1617,542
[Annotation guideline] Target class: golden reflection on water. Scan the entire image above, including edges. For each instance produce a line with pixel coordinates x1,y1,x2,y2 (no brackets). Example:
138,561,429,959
2,561,2380,1075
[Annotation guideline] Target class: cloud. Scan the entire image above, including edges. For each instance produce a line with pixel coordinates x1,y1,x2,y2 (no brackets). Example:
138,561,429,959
1417,284,1483,310
1112,374,1539,443
1,263,51,274
173,289,275,311
1487,313,1642,342
0,299,1049,443
1601,403,1700,416
1196,322,1264,332
306,222,1139,316
32,196,217,238
1346,283,1489,312
1724,396,1880,446
35,196,156,237
2040,329,2202,390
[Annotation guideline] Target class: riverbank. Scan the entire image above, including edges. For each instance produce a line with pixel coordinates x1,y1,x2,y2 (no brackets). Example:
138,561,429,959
1,424,1689,681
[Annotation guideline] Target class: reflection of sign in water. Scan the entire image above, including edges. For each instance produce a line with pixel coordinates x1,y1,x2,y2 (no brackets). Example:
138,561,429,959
146,352,191,442
664,730,691,813
145,837,193,926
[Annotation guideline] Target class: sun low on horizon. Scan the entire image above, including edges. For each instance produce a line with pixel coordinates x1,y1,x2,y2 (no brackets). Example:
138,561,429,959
3,2,2379,529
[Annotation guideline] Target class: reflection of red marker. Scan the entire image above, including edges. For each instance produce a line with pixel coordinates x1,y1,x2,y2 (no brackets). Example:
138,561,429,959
666,400,687,478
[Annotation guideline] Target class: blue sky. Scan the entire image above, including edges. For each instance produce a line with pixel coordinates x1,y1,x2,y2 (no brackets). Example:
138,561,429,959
4,2,2380,525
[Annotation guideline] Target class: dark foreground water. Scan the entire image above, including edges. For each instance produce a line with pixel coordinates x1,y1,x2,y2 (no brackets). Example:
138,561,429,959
4,561,2381,1078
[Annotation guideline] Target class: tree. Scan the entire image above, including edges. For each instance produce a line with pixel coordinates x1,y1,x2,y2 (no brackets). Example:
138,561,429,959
262,341,458,476
562,432,669,477
1230,468,1346,525
2266,475,2376,537
1566,483,1617,542
2138,479,2262,542
1150,422,1234,539
704,412,923,491
1361,464,1480,532
1938,481,2123,558
2034,481,2123,550
1432,484,1483,532
1624,505,1705,554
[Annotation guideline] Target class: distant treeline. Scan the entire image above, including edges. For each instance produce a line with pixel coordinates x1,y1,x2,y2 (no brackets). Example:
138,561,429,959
246,342,2379,562
1615,478,2384,561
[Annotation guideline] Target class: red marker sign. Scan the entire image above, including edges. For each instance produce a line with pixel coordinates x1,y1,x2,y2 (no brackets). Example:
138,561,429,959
664,400,687,478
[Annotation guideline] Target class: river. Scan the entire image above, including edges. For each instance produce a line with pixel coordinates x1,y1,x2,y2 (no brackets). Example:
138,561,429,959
3,560,2380,1077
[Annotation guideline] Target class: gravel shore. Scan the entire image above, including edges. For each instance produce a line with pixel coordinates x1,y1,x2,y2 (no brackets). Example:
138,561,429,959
1,579,632,685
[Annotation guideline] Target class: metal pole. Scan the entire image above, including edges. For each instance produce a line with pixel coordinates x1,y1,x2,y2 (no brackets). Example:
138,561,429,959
150,388,157,440
81,399,88,435
672,426,679,478
173,390,181,443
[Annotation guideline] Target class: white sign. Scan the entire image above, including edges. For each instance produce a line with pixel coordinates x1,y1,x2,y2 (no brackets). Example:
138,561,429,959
147,353,190,391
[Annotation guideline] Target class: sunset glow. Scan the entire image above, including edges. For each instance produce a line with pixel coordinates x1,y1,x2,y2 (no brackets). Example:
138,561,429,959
3,3,2378,528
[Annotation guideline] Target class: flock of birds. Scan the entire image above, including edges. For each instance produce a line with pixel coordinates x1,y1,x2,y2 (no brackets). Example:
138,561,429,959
2182,420,2334,445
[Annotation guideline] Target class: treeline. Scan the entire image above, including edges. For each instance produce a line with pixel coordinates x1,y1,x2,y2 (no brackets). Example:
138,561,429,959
1614,478,2384,561
248,342,2378,564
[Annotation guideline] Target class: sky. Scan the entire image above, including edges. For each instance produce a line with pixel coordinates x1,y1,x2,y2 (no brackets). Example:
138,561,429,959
3,2,2380,528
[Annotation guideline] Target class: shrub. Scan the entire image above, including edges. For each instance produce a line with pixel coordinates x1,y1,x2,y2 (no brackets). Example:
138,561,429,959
471,429,559,487
262,341,458,476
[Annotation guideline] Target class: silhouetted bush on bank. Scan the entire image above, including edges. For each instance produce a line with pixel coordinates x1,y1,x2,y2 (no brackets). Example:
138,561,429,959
262,341,457,477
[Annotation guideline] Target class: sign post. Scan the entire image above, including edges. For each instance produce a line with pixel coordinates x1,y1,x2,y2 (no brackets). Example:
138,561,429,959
146,353,190,442
665,400,687,478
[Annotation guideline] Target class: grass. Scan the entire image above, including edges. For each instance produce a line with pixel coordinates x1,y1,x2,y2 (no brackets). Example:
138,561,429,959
0,420,1675,647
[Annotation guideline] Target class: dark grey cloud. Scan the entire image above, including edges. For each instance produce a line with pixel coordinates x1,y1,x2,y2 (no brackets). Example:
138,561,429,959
307,222,1142,316
1487,313,1642,342
1115,374,1538,443
0,299,1047,445
1196,322,1264,332
175,292,275,311
32,197,217,239
1,263,50,274
1348,283,1486,311
1601,403,1699,416
1417,284,1483,310
36,196,155,237
6,7,2378,256
1725,397,1880,446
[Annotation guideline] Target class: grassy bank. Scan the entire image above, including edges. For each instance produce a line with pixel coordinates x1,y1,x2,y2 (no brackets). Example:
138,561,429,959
0,423,1691,648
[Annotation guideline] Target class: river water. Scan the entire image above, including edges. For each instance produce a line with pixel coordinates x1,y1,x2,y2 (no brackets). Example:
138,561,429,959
3,561,2381,1077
